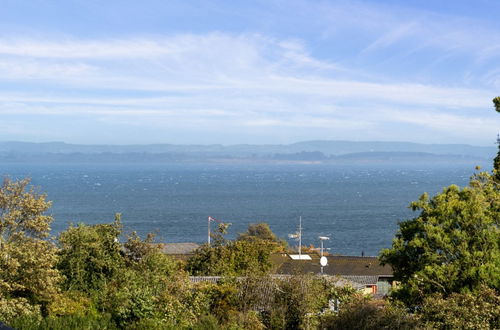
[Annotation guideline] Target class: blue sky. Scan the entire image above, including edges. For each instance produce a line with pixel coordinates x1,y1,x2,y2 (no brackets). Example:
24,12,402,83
1,0,499,145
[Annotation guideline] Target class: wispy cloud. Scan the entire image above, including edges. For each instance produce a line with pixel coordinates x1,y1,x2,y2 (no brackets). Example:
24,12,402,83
1,4,499,145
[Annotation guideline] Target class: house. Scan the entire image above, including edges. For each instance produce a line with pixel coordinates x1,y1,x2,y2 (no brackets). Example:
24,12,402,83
161,243,394,296
271,254,394,296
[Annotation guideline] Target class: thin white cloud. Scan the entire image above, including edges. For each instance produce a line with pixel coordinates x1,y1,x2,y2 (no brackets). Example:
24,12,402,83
361,21,420,54
0,38,179,59
0,31,498,144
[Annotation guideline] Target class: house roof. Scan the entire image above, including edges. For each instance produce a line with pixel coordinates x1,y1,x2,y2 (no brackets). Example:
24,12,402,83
340,275,379,286
161,242,200,255
271,254,393,277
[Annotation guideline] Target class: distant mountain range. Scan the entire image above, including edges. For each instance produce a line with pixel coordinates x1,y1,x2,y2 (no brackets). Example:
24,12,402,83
0,140,496,164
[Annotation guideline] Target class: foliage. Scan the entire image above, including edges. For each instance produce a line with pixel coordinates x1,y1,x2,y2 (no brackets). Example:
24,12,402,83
6,313,118,330
47,291,91,317
493,97,500,182
186,239,276,276
122,231,179,278
97,268,157,327
258,275,357,330
0,178,61,320
191,314,220,330
187,223,285,276
319,297,417,330
417,285,500,330
0,178,53,240
380,171,500,306
154,275,213,328
493,96,500,113
209,222,232,246
237,222,287,251
0,297,41,323
195,280,240,323
225,310,265,330
57,215,123,293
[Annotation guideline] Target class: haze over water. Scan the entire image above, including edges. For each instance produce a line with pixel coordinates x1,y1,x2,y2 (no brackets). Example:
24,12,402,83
1,162,489,256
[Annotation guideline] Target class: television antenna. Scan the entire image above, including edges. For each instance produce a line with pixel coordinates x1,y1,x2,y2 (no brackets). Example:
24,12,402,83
288,216,303,257
318,236,330,274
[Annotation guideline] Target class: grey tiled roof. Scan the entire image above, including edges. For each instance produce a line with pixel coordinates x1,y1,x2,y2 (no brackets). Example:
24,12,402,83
340,275,379,286
272,254,393,277
161,242,200,254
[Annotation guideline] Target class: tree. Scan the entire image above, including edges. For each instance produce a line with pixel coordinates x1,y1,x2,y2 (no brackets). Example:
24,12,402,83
237,223,279,242
187,222,278,276
380,171,500,306
0,178,61,320
493,96,500,113
122,231,178,276
57,215,123,293
237,222,287,251
493,96,500,182
186,239,276,276
380,98,500,308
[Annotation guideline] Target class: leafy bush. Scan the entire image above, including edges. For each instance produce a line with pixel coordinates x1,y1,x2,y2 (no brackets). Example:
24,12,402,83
6,313,117,330
57,216,124,293
418,286,500,330
0,297,41,324
186,239,276,276
46,291,91,317
320,297,417,330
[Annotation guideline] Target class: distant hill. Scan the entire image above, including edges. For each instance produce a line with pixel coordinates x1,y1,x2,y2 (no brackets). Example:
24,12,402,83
0,140,496,157
0,140,495,164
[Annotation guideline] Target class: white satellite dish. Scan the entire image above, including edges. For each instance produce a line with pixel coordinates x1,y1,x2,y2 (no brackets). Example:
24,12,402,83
320,256,328,267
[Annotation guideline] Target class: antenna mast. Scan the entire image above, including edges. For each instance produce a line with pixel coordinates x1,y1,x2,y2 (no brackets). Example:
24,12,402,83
207,216,211,245
318,236,330,274
298,216,302,257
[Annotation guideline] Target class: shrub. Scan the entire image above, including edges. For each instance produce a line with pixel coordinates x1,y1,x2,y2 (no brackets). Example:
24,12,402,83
320,297,417,330
418,286,500,329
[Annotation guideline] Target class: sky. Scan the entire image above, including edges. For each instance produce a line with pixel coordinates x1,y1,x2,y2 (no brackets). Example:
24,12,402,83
0,0,499,145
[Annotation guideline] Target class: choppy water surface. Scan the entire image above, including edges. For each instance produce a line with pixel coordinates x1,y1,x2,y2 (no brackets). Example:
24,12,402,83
0,162,487,255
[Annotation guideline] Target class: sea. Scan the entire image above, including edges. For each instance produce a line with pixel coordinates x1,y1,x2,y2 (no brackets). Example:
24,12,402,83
0,161,490,256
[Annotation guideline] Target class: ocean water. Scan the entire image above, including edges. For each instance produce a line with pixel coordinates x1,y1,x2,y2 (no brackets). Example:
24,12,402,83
0,162,488,256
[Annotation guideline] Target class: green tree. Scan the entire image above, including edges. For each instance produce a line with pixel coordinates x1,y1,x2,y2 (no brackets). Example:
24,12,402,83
237,223,279,242
493,96,500,113
57,215,123,293
0,178,61,320
188,223,277,276
122,231,178,277
493,96,500,182
380,171,500,306
237,222,287,251
187,239,276,276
